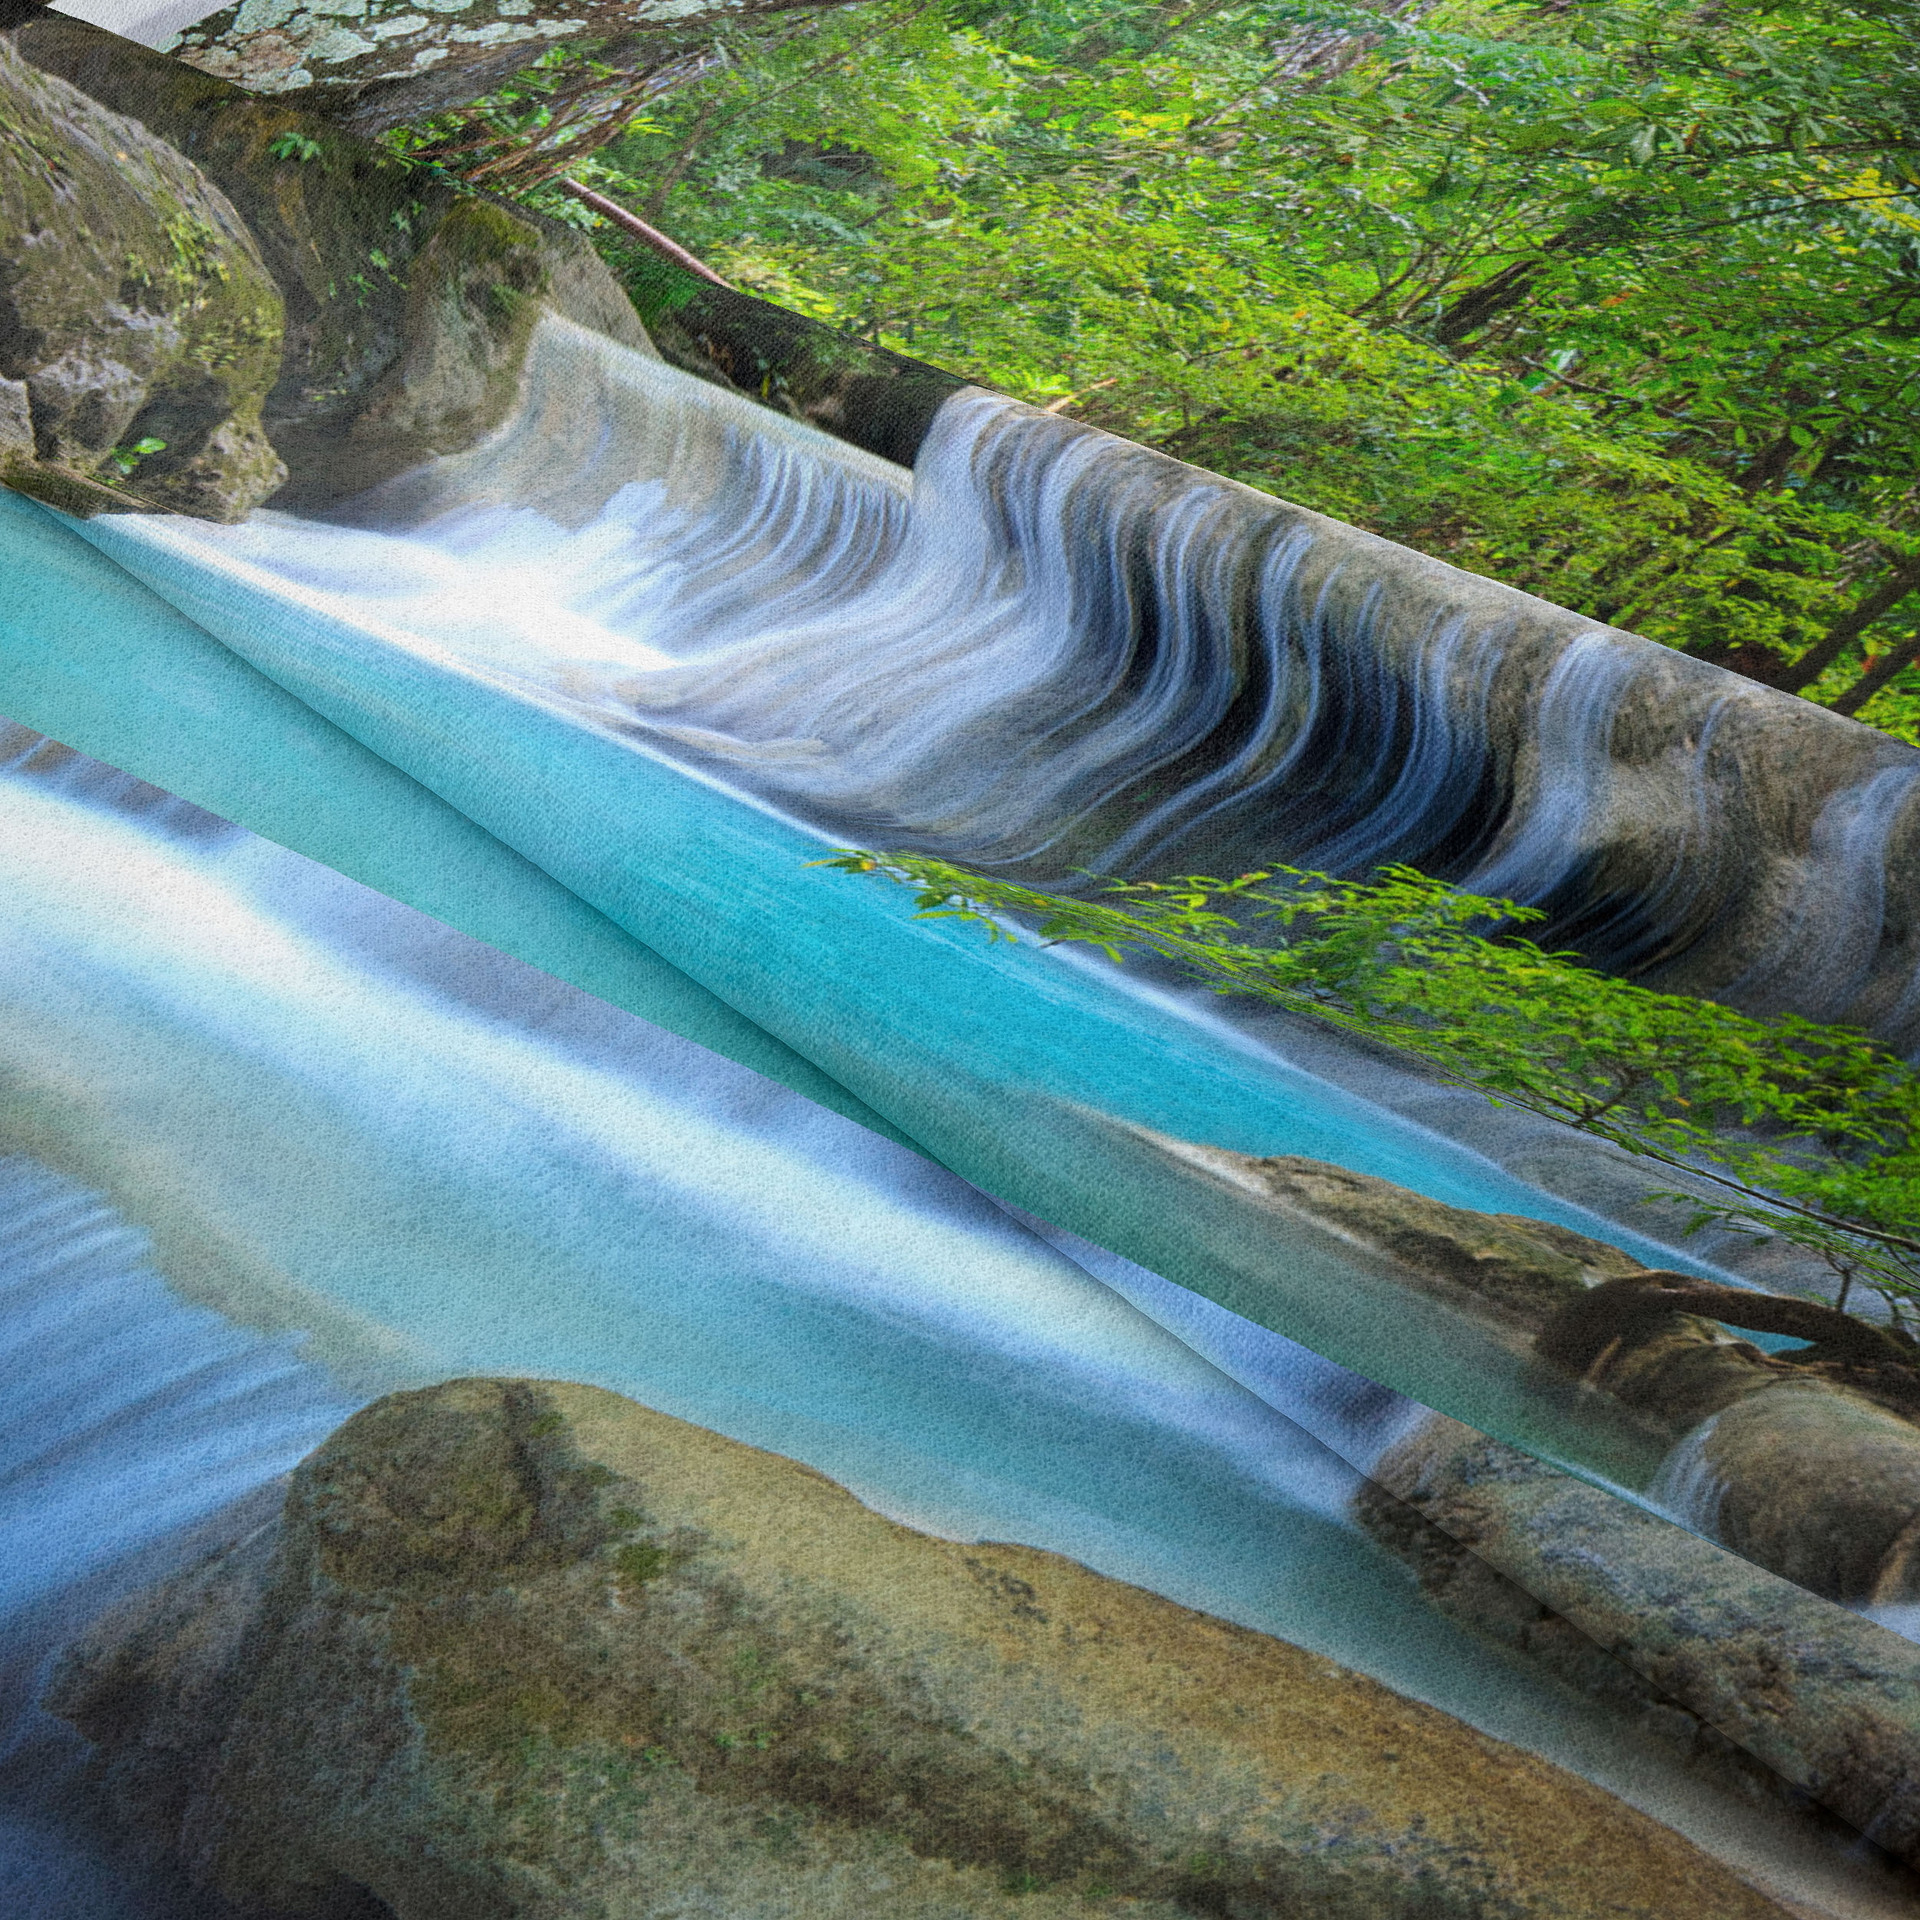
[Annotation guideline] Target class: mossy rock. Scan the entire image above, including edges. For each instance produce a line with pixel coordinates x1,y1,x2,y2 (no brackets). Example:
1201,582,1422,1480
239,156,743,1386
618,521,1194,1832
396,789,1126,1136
7,11,653,513
1360,1410,1920,1869
50,1377,1799,1918
0,38,285,518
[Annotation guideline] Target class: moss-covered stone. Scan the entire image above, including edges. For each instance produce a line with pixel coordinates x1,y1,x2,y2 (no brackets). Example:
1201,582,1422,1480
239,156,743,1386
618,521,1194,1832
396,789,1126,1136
1129,1133,1645,1336
5,8,654,513
271,193,559,502
50,1378,1797,1920
1357,1412,1920,1870
0,38,285,518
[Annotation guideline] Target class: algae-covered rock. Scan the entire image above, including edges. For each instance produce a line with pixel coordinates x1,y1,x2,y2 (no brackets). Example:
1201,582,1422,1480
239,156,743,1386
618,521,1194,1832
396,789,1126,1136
1358,1412,1920,1867
5,9,655,513
0,38,285,518
1251,1153,1647,1321
1133,1133,1645,1331
1683,1382,1920,1602
50,1377,1798,1919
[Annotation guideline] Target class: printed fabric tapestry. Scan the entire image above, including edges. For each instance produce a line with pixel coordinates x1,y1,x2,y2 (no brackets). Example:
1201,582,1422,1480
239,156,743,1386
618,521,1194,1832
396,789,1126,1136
4,5,1920,1917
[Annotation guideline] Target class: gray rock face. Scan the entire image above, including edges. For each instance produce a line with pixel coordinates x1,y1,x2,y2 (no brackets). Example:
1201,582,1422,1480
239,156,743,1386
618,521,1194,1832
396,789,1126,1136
166,0,865,137
4,10,657,514
49,1378,1798,1920
0,38,287,518
0,376,36,460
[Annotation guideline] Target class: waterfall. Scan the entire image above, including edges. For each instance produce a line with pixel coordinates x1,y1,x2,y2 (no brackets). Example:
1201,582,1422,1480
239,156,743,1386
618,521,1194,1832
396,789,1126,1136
0,754,1429,1613
124,312,1920,1045
1729,763,1920,1030
1646,1411,1732,1540
1460,631,1726,969
994,1196,1427,1477
0,1159,355,1920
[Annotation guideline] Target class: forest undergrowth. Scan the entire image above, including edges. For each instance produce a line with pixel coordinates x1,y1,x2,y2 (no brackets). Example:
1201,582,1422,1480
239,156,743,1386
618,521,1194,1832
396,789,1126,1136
382,0,1920,738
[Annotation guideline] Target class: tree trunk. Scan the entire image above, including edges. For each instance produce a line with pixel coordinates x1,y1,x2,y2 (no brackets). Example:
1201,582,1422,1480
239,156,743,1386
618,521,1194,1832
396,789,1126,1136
1776,549,1920,694
1832,630,1920,718
163,0,869,136
1430,203,1650,349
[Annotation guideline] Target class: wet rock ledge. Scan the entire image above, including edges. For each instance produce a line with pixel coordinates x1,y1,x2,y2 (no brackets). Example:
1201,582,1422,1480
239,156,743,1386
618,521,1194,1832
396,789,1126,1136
50,1377,1795,1920
1117,1135,1920,1871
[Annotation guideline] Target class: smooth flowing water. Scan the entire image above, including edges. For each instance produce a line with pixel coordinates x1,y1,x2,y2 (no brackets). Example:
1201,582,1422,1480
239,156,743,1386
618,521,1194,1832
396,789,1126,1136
0,754,1914,1918
88,316,1920,1025
3,272,1918,1917
22,327,1836,1496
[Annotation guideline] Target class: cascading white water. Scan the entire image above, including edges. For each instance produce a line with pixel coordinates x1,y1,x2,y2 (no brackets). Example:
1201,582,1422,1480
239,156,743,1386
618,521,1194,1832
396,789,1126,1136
1461,631,1730,966
3,24,1918,1896
1731,763,1920,1025
158,329,1517,876
141,313,1920,1044
0,1160,355,1920
1646,1410,1733,1541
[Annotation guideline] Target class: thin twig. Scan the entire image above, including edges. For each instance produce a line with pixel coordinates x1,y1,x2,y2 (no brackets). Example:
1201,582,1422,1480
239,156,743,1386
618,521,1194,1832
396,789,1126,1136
1041,377,1119,413
556,179,735,288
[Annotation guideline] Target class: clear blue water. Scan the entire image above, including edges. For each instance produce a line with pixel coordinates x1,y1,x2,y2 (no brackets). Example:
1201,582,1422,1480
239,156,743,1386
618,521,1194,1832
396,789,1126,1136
0,484,1729,1490
0,768,1908,1917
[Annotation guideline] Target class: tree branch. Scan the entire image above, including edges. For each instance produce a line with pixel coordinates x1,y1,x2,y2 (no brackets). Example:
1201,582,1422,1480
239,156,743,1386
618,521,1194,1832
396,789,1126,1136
556,179,735,286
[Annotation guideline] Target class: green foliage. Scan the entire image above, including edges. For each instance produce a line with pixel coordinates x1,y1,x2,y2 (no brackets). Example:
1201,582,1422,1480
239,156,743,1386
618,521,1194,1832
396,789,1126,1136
103,435,167,479
612,1541,676,1588
399,0,1920,736
267,130,325,163
822,850,1920,1318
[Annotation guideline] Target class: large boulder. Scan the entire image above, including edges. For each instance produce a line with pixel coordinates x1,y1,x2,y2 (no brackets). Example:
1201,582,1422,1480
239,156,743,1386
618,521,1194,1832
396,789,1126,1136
0,38,286,518
1676,1381,1920,1602
4,8,657,513
49,1377,1797,1920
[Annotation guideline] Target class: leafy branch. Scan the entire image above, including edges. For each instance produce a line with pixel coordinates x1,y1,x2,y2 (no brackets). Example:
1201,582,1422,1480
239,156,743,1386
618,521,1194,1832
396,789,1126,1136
819,850,1920,1320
